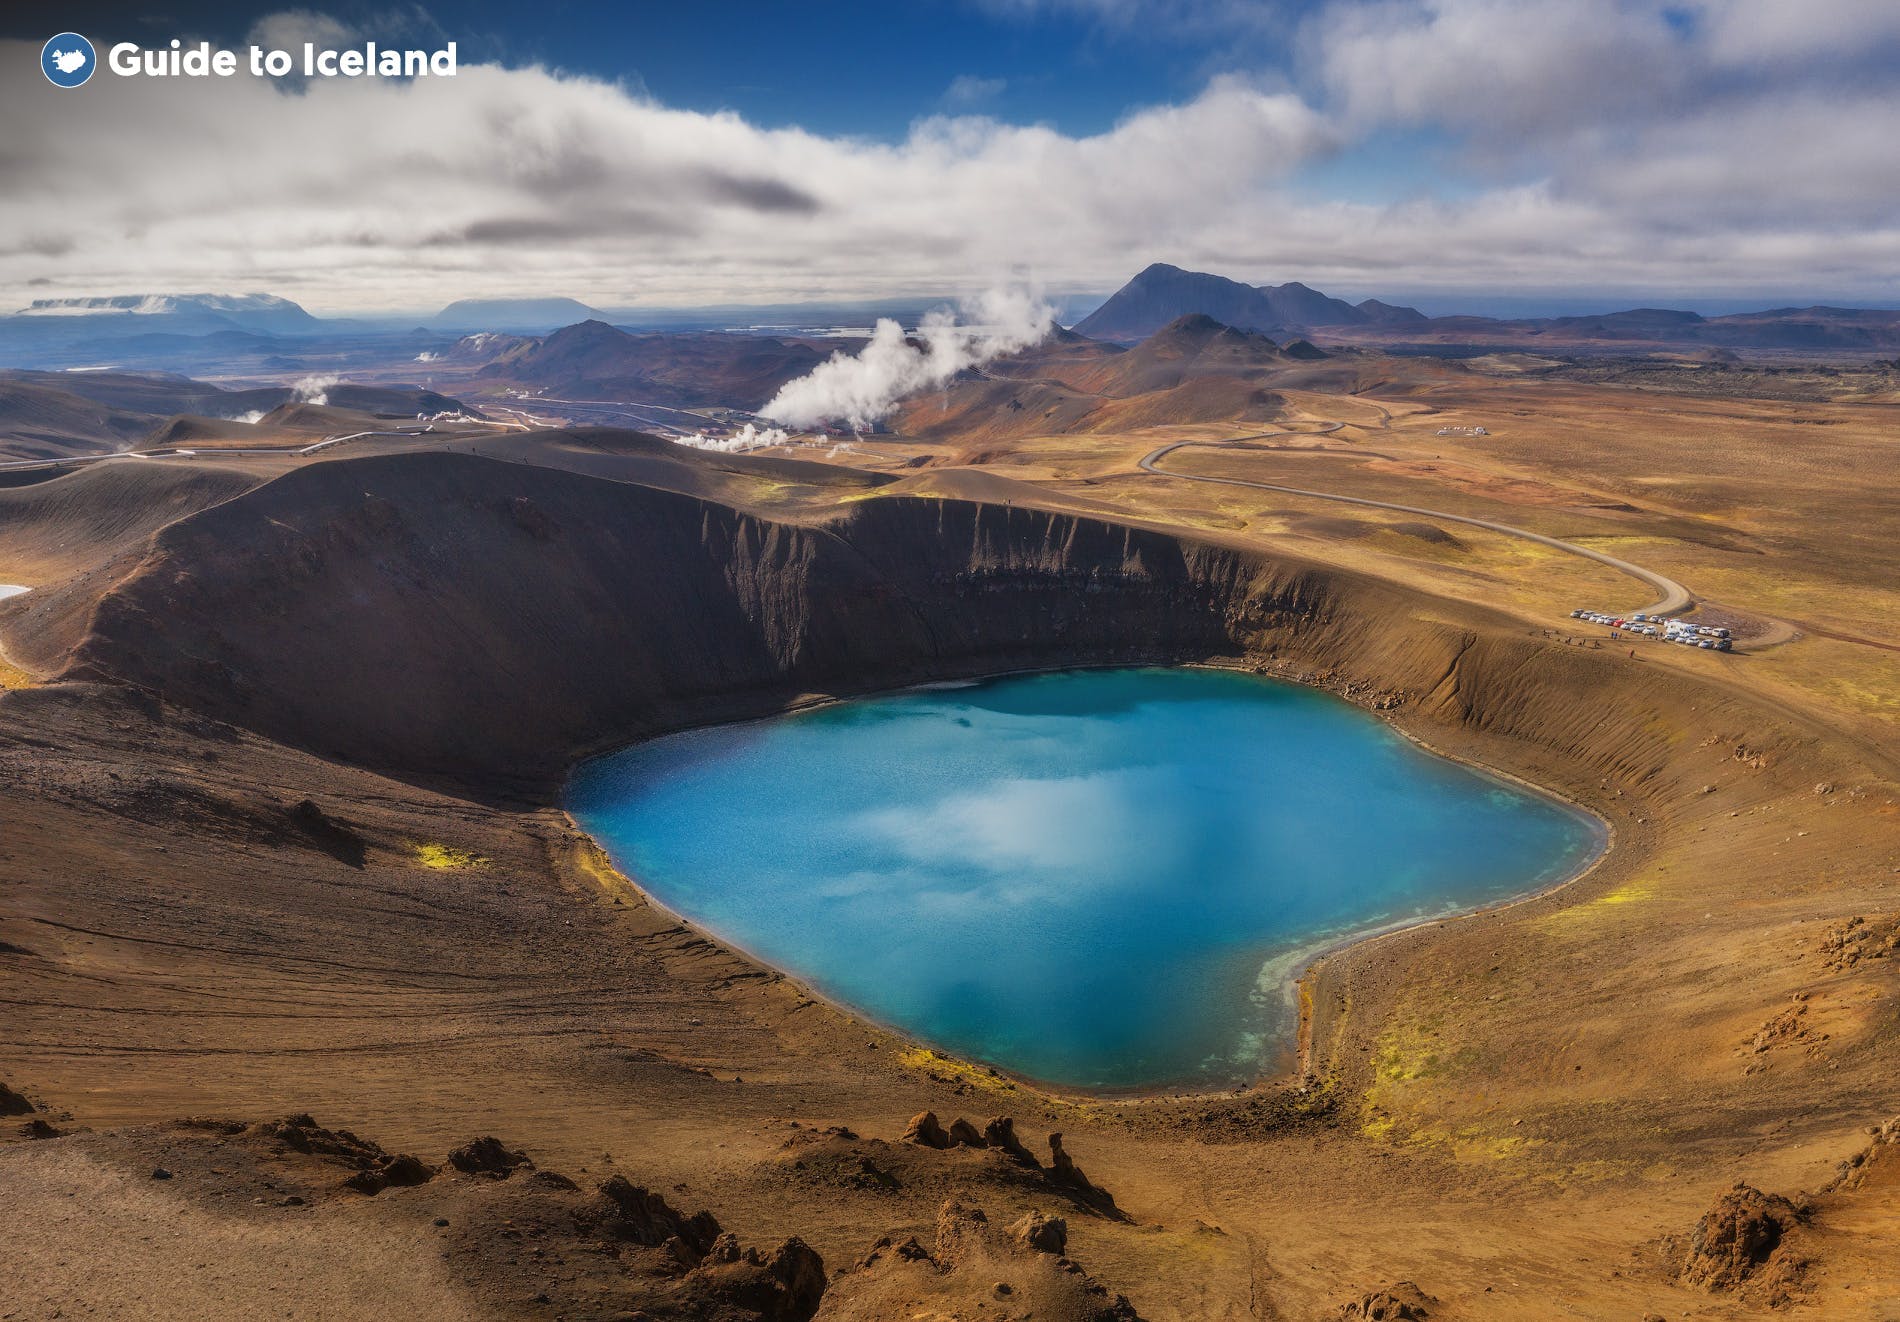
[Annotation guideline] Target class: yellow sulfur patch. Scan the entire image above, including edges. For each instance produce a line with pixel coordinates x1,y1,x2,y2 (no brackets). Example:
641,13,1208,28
1596,881,1653,904
1537,877,1656,930
898,1046,1019,1094
412,842,488,869
571,840,626,894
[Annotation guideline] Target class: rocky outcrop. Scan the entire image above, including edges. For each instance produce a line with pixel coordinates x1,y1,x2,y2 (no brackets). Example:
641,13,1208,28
1679,1182,1809,1304
0,1081,39,1116
250,1114,435,1195
947,1116,988,1148
984,1116,1040,1167
1009,1209,1068,1254
1047,1132,1122,1218
580,1174,723,1255
561,1177,824,1318
66,1113,828,1321
890,1112,1125,1218
1339,1281,1435,1319
1819,914,1900,971
683,1233,828,1321
445,1135,532,1178
818,1199,1139,1321
902,1110,950,1148
285,798,367,867
1823,1116,1900,1194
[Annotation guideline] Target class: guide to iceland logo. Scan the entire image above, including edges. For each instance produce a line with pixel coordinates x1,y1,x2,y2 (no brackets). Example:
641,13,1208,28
42,33,96,88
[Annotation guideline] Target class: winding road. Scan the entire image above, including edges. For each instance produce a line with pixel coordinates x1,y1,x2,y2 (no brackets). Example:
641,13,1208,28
0,427,436,474
1137,426,1694,616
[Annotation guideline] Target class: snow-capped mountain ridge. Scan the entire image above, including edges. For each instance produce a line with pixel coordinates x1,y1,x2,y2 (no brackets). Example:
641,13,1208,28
19,293,311,319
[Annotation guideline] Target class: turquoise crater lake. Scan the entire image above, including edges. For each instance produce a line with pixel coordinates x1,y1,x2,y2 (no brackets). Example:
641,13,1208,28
567,668,1602,1091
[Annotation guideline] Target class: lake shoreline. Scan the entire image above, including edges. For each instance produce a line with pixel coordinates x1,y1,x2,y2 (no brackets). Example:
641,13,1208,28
563,661,1613,1103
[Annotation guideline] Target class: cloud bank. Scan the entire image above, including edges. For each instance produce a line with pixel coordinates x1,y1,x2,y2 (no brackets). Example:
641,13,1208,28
2,0,1898,311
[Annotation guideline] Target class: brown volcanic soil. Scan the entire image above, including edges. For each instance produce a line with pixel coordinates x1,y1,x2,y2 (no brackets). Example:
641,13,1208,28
895,318,1315,445
0,371,478,465
477,320,831,409
0,379,159,461
3,426,1899,1318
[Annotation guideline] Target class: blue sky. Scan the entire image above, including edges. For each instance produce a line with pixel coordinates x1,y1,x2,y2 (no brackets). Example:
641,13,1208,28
18,0,1290,135
5,1,1900,312
20,0,1455,216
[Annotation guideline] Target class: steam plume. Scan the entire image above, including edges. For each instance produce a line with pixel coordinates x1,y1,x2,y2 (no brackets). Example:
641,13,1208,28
761,285,1054,430
293,373,342,405
671,422,790,453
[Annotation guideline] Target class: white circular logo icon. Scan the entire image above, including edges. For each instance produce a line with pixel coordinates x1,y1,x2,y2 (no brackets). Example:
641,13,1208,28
43,33,97,88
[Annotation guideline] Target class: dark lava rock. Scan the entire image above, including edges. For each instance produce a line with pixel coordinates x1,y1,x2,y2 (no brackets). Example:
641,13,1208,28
1048,1132,1123,1218
445,1135,533,1178
946,1117,987,1148
582,1175,722,1255
0,1082,38,1116
680,1234,826,1322
982,1117,1038,1168
253,1114,436,1194
341,1151,435,1196
286,798,367,867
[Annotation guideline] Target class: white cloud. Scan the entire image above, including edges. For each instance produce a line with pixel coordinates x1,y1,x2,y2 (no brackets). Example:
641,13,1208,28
1310,0,1685,135
1686,0,1900,67
246,8,358,54
0,55,1326,310
944,74,1007,106
2,0,1899,311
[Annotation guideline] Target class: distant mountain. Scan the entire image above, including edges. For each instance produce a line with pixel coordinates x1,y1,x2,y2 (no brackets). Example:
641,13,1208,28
433,298,607,332
1543,308,1706,338
1081,313,1289,392
1080,265,1900,354
1073,264,1405,341
1318,302,1900,353
1259,281,1365,328
1075,264,1284,341
479,320,828,409
1356,299,1428,325
8,293,320,336
433,331,538,363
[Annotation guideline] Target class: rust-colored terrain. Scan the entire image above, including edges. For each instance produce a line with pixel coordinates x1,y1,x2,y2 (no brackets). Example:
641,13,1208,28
2,335,1897,1319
